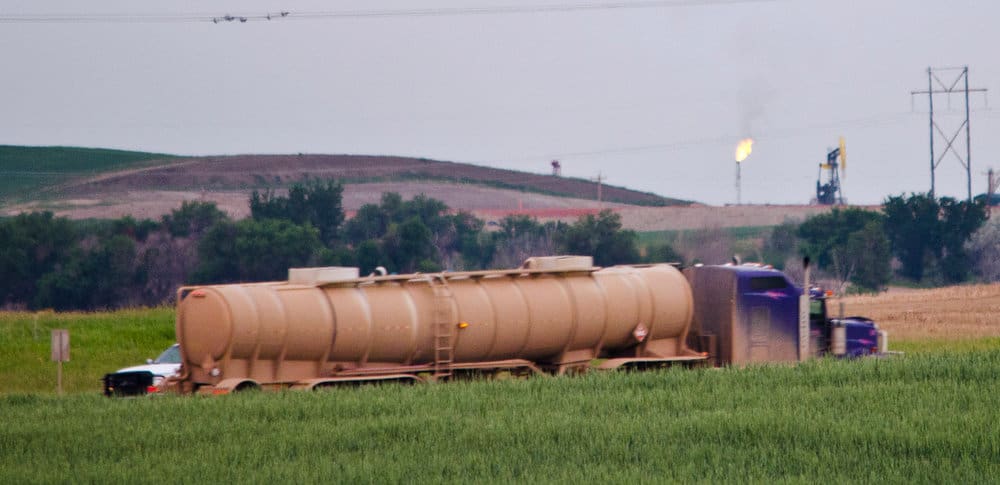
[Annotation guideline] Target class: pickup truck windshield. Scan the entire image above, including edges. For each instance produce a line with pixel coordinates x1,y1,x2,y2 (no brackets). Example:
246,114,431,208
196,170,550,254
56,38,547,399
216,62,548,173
155,345,181,364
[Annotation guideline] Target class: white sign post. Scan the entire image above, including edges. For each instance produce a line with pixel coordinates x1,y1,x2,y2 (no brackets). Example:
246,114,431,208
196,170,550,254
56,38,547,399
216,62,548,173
799,258,811,362
51,329,70,395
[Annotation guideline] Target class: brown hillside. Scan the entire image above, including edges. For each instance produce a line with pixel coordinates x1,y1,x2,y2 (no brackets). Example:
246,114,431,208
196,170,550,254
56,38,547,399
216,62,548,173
6,153,861,231
58,154,685,207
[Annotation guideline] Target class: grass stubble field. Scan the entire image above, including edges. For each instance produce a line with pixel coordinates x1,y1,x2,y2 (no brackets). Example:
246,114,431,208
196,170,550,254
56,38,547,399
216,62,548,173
1,285,999,483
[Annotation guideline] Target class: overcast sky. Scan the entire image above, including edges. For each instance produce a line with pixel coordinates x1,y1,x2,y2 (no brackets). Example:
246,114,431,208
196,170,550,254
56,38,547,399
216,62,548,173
3,0,998,205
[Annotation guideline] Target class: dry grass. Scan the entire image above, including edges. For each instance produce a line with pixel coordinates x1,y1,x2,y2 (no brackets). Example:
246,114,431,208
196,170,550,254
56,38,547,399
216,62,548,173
839,283,1000,341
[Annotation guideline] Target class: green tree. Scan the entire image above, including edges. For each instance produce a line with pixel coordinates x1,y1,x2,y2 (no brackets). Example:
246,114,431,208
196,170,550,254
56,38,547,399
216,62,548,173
557,210,639,266
761,221,798,269
798,208,881,269
841,220,892,291
345,204,387,244
234,219,321,282
798,207,890,291
249,189,287,221
937,197,988,283
355,240,385,276
109,216,159,242
343,192,490,271
250,180,344,245
882,193,941,281
35,234,137,310
194,219,322,283
398,194,451,235
451,212,491,269
883,193,987,283
191,220,240,284
0,212,77,306
377,192,404,223
488,215,559,268
383,217,437,273
313,246,356,269
162,201,229,238
499,214,548,241
644,243,684,265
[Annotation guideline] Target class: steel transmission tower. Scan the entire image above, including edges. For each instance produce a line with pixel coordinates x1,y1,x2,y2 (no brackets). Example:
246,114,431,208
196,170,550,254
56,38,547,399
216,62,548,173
911,66,987,201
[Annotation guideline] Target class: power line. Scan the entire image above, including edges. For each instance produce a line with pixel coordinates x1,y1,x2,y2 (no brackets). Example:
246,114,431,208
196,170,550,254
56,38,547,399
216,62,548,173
292,0,777,20
483,111,914,163
0,12,287,24
0,0,778,24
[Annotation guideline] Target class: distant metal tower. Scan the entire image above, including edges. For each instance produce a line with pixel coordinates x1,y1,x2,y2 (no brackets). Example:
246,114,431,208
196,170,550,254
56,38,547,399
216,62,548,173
910,66,987,201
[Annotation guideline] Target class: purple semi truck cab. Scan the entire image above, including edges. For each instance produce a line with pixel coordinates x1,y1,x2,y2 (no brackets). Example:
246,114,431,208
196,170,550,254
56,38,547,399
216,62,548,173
809,288,884,358
684,264,886,366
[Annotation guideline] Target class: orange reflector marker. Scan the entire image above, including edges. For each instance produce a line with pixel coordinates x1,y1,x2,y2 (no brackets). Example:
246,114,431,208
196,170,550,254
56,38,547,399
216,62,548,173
212,389,230,395
191,290,206,298
457,322,469,329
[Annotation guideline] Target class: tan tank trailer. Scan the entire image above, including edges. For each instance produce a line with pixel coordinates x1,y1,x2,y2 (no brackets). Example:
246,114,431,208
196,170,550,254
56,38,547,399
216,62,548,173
163,256,706,394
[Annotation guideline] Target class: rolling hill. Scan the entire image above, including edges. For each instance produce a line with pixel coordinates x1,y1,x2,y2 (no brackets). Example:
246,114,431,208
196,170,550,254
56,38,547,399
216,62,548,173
2,146,845,231
0,145,175,201
0,146,686,214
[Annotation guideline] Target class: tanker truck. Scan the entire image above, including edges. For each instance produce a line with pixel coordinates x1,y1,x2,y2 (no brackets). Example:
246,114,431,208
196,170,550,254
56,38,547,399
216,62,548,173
153,256,885,395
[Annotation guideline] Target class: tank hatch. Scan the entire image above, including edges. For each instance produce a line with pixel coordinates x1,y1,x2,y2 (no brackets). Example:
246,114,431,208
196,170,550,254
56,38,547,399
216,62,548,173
288,266,360,285
521,255,594,271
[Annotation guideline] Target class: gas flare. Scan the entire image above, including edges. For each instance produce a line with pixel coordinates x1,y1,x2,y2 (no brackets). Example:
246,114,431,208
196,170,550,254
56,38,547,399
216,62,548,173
735,138,754,163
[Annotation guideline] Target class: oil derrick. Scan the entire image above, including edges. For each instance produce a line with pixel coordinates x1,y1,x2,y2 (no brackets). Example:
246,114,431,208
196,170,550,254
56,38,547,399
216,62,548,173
815,137,846,205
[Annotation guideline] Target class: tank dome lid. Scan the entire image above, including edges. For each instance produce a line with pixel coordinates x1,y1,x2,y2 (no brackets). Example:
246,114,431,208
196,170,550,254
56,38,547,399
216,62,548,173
289,266,360,285
521,255,594,271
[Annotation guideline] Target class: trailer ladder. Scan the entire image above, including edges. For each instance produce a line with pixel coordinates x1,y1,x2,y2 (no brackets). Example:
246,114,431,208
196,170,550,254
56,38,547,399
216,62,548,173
429,275,454,381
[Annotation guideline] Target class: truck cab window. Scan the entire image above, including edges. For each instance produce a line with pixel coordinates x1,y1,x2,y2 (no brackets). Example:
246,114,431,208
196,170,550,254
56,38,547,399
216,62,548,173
749,276,789,291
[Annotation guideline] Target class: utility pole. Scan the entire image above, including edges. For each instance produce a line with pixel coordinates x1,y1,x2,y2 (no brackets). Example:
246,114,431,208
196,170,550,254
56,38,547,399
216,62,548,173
988,167,998,204
911,66,988,201
591,172,605,208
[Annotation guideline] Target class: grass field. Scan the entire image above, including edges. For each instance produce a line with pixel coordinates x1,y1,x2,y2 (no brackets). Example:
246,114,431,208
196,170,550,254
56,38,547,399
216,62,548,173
636,226,772,245
1,351,998,483
0,145,173,201
0,308,175,394
2,286,1000,483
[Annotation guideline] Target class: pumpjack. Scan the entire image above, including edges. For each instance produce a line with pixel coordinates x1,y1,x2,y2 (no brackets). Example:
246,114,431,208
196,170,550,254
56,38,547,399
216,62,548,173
816,137,846,205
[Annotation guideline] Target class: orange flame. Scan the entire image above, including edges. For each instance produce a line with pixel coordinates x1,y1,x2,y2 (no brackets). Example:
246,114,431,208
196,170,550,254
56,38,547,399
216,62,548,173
735,138,754,163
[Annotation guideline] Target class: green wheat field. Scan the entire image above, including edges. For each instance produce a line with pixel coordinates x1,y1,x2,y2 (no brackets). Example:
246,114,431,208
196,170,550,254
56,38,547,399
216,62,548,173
1,309,998,483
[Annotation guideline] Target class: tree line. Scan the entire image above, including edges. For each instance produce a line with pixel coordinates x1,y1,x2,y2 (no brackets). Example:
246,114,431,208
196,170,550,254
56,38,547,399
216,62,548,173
770,193,990,292
1,183,993,311
0,181,653,311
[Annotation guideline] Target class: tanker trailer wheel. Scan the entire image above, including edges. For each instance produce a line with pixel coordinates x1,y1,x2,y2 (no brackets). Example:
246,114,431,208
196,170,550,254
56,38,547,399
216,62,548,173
235,381,260,392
